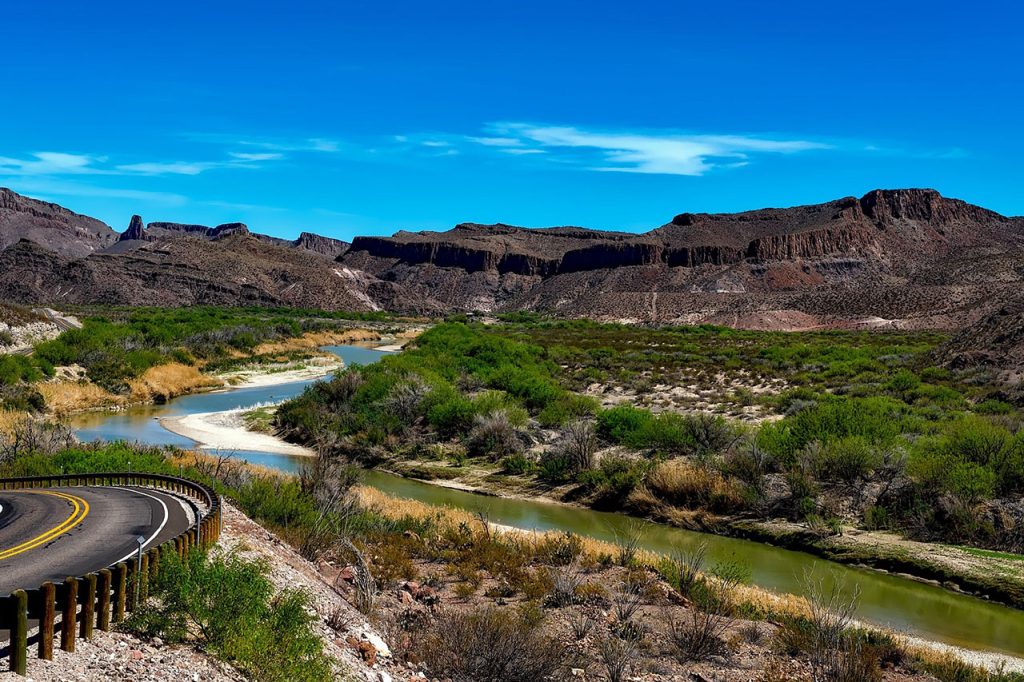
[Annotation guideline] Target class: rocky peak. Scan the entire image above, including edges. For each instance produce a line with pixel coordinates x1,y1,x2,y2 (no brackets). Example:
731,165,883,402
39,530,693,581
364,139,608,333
209,222,250,239
120,214,148,241
294,232,349,258
857,188,1004,227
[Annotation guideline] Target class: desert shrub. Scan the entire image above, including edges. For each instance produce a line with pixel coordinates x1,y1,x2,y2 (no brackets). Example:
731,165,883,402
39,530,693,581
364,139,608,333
799,437,882,483
538,450,573,482
466,409,527,460
561,418,597,471
415,606,564,682
667,565,742,662
682,413,738,456
597,635,638,682
382,375,431,424
723,439,777,483
0,355,49,386
597,405,655,445
426,393,476,439
126,550,331,682
888,369,921,395
756,397,910,465
863,505,891,530
0,329,13,346
545,565,585,607
578,454,650,503
536,393,599,427
0,384,46,412
975,399,1013,415
502,452,535,474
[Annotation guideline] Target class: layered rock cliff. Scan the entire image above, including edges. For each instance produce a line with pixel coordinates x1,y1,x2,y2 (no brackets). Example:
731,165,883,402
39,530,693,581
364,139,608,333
339,189,1024,327
2,186,1022,330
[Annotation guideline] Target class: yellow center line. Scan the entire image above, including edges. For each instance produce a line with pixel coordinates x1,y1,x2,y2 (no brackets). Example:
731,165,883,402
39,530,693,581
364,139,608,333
0,490,90,560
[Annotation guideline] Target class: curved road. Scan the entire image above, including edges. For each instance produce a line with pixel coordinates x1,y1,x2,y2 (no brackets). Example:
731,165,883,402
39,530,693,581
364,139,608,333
0,486,193,596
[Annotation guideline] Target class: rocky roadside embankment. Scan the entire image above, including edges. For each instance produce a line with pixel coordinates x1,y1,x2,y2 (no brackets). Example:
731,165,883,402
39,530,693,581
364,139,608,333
0,502,392,682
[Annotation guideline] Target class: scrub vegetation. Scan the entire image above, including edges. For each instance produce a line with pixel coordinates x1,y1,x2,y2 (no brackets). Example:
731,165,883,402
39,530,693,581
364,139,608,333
1,431,1018,682
275,319,1024,556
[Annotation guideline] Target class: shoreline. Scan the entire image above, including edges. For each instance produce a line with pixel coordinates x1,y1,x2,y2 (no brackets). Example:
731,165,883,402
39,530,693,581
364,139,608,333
213,355,343,390
161,408,316,457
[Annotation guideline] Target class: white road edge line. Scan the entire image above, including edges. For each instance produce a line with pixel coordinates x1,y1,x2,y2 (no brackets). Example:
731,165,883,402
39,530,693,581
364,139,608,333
113,487,170,565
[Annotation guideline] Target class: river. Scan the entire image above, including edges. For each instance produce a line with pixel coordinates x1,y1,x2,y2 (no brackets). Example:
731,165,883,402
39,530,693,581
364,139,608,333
67,345,1024,656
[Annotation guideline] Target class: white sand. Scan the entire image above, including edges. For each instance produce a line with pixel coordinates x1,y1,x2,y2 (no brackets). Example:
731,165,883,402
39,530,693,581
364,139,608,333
215,356,342,389
161,409,315,457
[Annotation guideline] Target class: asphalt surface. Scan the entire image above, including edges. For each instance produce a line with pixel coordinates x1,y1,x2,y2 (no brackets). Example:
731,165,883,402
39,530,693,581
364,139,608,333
0,486,193,596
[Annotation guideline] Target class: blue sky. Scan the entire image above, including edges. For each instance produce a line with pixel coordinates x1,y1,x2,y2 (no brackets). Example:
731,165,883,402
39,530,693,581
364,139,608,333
2,1,1020,240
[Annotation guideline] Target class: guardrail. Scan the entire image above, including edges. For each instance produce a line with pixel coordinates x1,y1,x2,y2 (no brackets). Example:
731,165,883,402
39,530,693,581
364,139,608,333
0,473,222,676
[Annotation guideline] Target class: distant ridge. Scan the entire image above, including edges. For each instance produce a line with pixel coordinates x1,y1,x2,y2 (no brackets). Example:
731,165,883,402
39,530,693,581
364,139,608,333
1,186,1022,333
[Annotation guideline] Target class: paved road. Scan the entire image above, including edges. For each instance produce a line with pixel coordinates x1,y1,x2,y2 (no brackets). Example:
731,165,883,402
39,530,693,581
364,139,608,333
0,486,193,596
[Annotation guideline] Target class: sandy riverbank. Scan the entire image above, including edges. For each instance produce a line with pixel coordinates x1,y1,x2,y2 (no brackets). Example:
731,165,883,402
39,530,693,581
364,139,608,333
215,355,343,390
161,408,315,456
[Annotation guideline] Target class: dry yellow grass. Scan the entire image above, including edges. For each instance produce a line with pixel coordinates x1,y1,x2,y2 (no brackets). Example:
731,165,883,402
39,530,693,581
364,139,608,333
0,409,31,437
38,381,125,414
128,363,222,403
645,458,745,510
252,328,381,355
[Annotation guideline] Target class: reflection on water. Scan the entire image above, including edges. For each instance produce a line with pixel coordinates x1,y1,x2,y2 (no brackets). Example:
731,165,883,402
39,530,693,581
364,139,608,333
67,344,1024,655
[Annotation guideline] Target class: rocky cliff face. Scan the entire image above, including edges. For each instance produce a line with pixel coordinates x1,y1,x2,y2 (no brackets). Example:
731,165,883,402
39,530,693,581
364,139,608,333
0,187,117,258
146,221,251,240
339,189,1024,327
293,232,349,258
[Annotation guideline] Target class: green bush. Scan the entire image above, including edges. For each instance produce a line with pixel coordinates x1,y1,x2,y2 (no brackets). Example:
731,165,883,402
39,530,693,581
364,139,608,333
502,452,535,474
128,550,332,682
801,437,882,483
757,397,910,464
577,454,650,503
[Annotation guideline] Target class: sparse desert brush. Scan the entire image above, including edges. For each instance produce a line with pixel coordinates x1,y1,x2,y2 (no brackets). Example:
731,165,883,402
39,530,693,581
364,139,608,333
38,380,125,413
646,458,745,512
129,362,221,403
414,606,565,682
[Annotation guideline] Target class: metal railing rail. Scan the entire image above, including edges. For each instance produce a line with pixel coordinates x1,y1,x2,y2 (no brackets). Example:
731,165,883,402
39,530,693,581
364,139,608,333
0,473,222,675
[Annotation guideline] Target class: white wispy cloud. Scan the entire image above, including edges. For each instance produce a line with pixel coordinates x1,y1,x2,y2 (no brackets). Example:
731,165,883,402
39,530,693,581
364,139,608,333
0,148,285,180
468,136,523,147
116,161,227,176
484,123,830,176
5,177,187,204
0,152,108,176
229,152,285,162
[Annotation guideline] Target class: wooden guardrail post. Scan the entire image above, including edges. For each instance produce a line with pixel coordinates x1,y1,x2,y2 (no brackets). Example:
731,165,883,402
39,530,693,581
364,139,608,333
60,577,77,652
149,547,160,583
39,582,55,660
9,590,28,675
97,569,112,631
140,553,150,603
113,563,127,623
79,573,96,640
125,559,136,613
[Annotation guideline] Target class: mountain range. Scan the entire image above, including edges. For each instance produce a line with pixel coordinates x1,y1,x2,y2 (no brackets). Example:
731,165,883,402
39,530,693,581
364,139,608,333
1,186,1022,335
